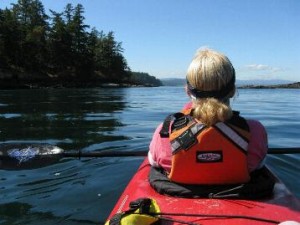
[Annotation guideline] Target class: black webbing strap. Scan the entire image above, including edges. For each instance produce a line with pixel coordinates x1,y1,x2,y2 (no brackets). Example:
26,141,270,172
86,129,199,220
109,213,123,225
159,113,185,138
129,198,152,214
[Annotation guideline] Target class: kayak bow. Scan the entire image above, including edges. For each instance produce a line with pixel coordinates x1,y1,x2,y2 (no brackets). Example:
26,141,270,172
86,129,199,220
105,159,300,225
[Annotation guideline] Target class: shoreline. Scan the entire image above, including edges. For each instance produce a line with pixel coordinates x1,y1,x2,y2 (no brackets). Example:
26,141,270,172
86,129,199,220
238,82,300,89
0,80,158,89
1,81,299,90
0,70,161,89
0,70,299,90
0,74,160,89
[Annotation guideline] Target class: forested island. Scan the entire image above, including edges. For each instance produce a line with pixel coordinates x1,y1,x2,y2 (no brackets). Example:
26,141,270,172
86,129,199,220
239,82,300,89
0,0,162,89
161,78,300,89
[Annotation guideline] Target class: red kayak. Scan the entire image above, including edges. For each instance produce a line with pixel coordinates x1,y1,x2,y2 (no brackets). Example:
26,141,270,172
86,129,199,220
105,159,300,225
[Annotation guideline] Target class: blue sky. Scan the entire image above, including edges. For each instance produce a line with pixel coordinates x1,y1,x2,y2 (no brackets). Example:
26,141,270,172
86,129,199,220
1,0,299,81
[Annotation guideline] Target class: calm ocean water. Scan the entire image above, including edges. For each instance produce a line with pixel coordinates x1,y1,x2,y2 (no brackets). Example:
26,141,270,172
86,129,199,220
0,86,299,225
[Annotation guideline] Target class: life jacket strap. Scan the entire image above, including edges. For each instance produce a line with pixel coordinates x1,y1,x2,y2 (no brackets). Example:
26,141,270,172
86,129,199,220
171,123,206,154
159,113,190,138
214,123,248,153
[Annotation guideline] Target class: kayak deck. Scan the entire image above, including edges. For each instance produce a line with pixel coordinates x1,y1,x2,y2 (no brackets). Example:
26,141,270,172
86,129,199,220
106,159,300,225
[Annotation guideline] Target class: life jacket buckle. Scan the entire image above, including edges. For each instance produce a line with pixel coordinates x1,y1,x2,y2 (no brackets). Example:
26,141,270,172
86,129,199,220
177,129,197,150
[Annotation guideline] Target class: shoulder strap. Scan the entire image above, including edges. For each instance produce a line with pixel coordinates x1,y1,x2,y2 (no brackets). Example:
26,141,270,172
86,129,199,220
224,111,251,144
214,122,249,154
159,112,188,138
227,111,249,131
159,107,193,138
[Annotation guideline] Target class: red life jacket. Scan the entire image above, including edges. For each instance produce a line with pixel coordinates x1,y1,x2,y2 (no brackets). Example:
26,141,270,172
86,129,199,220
160,109,251,185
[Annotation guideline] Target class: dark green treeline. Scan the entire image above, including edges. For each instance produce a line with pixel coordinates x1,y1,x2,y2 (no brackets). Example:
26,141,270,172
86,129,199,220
0,0,162,87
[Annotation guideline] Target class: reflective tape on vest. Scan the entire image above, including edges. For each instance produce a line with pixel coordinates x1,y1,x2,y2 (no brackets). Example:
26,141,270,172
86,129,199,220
214,122,248,153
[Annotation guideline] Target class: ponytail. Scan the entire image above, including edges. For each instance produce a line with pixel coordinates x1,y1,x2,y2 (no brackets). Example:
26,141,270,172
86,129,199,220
192,98,233,127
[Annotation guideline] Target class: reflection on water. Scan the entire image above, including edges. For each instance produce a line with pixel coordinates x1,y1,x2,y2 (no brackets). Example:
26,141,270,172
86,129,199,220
0,88,127,150
0,87,299,225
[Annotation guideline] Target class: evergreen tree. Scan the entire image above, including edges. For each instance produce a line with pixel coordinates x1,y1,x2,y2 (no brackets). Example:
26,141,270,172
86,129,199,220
0,1,160,86
11,0,49,73
94,31,129,81
48,10,69,75
67,4,92,78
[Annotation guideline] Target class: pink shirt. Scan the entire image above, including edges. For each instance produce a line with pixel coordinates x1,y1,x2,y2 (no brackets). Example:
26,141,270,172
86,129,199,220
148,103,268,173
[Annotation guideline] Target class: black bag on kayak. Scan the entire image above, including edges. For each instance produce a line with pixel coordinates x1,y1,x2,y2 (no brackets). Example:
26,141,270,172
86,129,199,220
149,166,275,199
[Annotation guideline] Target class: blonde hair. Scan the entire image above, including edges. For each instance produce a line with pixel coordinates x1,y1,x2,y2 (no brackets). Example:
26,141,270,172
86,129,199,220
186,48,235,126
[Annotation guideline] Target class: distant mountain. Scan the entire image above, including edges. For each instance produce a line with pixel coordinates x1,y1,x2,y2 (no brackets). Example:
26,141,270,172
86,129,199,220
160,78,296,87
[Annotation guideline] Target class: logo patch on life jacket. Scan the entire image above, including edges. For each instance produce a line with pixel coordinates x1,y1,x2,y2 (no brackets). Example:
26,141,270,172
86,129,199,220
196,151,223,163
